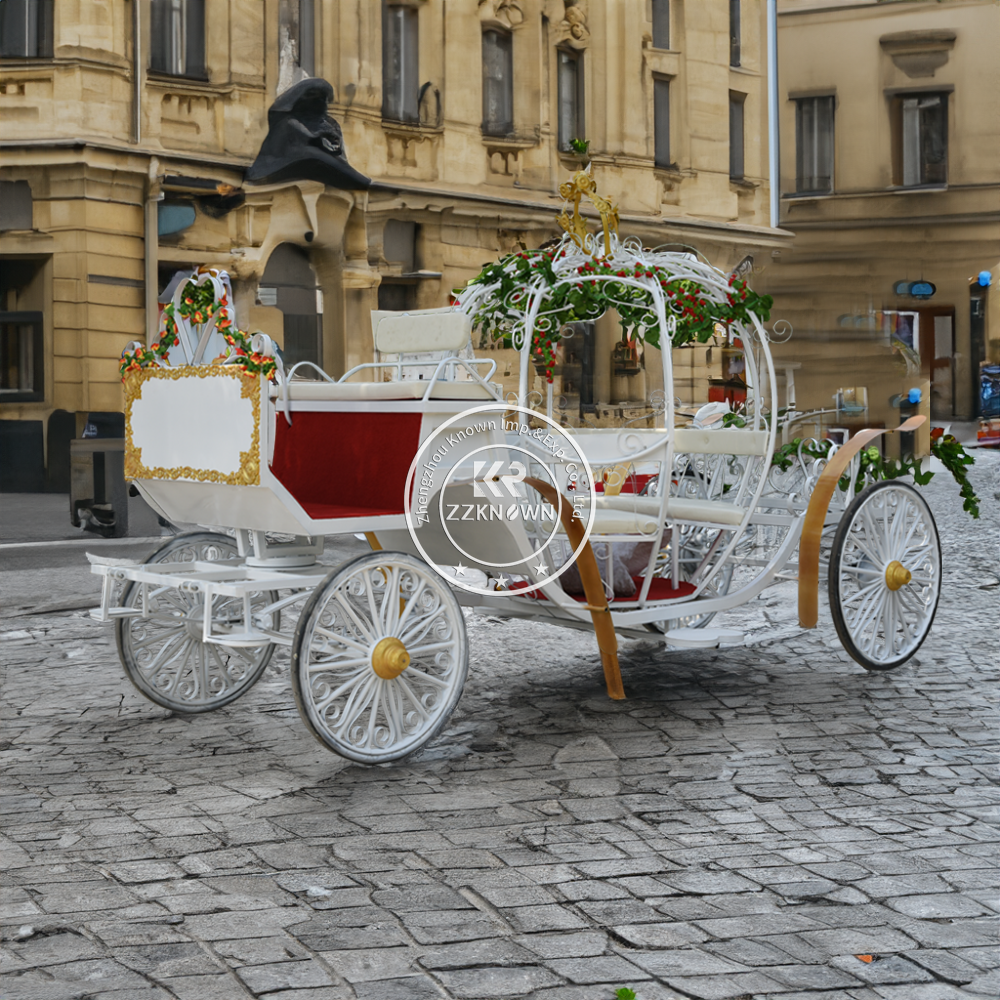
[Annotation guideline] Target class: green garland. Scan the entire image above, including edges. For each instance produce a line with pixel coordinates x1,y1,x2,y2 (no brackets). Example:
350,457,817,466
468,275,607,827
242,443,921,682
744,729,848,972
460,249,773,383
119,276,277,381
767,434,979,519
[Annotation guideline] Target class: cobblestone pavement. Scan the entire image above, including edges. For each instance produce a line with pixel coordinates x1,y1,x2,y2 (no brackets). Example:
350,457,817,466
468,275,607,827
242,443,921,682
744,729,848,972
2,454,998,1000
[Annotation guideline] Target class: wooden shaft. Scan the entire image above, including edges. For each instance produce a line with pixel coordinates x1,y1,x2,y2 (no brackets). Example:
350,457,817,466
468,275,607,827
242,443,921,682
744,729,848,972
524,477,625,700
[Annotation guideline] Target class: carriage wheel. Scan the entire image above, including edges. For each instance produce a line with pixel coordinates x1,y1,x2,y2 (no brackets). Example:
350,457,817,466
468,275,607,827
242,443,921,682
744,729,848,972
291,552,468,763
829,481,941,671
116,532,278,713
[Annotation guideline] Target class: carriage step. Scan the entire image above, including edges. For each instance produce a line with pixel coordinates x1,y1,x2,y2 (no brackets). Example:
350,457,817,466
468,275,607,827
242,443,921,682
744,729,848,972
662,627,745,649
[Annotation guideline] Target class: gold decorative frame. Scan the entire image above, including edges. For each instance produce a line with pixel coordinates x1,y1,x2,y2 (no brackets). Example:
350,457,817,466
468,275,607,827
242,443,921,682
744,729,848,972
124,366,261,486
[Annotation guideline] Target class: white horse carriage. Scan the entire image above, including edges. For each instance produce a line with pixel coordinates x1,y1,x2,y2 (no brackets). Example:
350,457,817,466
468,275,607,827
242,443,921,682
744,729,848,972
92,176,941,763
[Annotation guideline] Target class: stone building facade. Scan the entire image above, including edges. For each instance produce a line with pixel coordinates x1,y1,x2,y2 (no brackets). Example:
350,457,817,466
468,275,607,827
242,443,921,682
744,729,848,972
757,0,999,434
0,0,786,490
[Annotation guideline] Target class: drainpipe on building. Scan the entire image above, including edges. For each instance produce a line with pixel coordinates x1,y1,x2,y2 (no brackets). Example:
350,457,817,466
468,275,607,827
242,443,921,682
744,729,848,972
145,159,161,341
132,0,141,143
767,0,780,230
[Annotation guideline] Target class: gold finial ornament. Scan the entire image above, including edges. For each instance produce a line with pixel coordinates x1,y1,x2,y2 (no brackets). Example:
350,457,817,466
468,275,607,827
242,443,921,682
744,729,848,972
884,560,912,591
371,636,411,679
556,167,620,258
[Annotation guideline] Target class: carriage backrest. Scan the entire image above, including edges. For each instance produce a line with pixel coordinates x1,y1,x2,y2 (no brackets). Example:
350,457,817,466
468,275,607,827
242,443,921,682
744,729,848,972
673,427,771,457
371,308,472,356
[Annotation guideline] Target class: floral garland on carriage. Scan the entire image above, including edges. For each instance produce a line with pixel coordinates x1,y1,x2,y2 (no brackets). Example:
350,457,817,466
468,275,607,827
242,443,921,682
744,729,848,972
119,267,277,381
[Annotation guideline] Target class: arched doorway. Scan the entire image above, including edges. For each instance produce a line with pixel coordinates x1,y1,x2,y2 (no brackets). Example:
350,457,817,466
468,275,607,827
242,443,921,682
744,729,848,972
259,243,322,370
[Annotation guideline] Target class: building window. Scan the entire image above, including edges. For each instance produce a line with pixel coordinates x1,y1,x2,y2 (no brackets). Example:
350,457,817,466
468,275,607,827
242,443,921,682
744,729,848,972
654,77,671,168
149,0,205,79
0,0,53,58
0,312,44,402
482,29,513,136
729,93,745,179
297,0,314,76
892,92,947,187
557,48,584,151
280,0,315,78
729,0,741,67
382,1,418,123
795,96,834,193
651,0,669,50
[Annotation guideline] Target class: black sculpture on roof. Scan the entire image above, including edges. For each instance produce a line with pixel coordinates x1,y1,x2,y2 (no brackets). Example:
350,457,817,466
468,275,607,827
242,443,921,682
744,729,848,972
246,79,371,190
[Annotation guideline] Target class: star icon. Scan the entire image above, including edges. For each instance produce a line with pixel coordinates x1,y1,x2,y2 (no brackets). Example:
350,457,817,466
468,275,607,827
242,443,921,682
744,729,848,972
495,574,508,589
454,563,467,577
534,561,547,576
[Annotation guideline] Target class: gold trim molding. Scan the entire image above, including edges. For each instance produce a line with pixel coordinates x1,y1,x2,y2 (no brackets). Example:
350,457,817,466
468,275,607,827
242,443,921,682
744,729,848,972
124,366,261,486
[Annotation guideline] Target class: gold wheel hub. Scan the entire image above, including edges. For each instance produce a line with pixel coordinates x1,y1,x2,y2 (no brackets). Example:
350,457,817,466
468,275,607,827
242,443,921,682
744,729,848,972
371,636,410,679
885,560,911,591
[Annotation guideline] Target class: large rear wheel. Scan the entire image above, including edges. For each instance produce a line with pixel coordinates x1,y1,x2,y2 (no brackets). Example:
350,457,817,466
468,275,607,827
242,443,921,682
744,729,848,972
829,481,941,671
291,552,468,763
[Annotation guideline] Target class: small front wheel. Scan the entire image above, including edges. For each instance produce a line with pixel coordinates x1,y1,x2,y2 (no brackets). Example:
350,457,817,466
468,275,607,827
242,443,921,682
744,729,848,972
829,481,941,671
291,552,468,763
116,532,278,712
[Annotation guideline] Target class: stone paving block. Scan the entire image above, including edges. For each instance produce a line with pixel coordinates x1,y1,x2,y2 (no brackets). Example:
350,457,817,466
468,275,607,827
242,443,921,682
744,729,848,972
503,904,589,934
86,920,190,947
830,953,934,986
610,921,709,948
210,936,311,966
181,908,308,941
692,911,823,938
545,954,652,984
575,898,664,925
797,926,919,955
885,892,992,918
352,973,445,999
902,947,983,984
113,942,225,977
371,887,476,912
156,972,255,999
288,921,411,952
435,965,562,997
871,984,996,999
621,946,748,978
26,957,154,992
236,958,336,992
661,970,786,999
516,931,608,958
398,908,499,944
418,938,534,971
967,969,1000,996
703,936,797,966
9,930,104,967
103,860,188,883
660,870,762,895
322,945,419,982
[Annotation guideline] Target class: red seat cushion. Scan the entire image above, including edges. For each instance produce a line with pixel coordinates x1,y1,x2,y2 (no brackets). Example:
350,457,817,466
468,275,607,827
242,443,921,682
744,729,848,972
270,410,422,519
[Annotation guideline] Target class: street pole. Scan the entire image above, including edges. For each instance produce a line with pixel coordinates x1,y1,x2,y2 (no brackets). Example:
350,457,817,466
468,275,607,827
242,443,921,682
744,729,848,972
767,0,780,230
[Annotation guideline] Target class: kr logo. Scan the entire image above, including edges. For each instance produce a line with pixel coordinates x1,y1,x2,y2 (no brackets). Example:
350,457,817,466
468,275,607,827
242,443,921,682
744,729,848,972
472,460,526,498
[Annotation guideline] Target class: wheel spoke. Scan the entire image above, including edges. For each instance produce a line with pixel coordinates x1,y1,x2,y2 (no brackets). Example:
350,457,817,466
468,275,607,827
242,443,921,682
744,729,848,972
307,655,370,674
313,625,369,654
395,578,427,635
334,591,376,643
